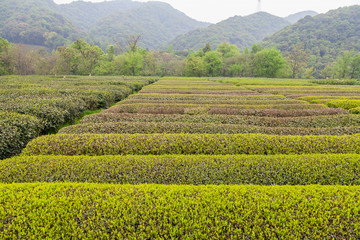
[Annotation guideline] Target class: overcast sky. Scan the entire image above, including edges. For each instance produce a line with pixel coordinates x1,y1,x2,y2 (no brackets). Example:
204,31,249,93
53,0,360,23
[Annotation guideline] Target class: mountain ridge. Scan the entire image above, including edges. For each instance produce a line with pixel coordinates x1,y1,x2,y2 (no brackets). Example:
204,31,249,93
168,11,291,51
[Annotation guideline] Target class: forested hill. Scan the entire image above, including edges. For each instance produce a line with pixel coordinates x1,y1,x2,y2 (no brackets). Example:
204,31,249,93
263,6,360,62
57,0,142,31
0,0,83,49
88,1,210,49
285,11,318,23
169,12,290,51
0,0,209,50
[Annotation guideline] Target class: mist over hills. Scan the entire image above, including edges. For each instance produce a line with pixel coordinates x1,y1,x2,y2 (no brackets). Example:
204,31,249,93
57,0,142,31
87,1,210,49
285,10,318,24
169,12,291,51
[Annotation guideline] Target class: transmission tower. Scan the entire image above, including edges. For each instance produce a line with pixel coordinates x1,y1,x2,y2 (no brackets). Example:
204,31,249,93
257,0,262,12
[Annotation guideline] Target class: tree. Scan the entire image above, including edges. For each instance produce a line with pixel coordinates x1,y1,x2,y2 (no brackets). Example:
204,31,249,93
251,44,262,54
216,43,239,58
71,39,104,75
0,36,13,75
253,48,285,78
202,42,212,54
184,55,204,77
350,53,360,80
121,50,144,76
286,44,310,78
113,34,142,54
203,51,223,77
55,46,80,75
334,51,353,78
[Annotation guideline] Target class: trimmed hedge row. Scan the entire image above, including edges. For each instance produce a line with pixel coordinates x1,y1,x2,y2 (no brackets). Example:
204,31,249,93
23,133,360,156
105,105,339,116
59,121,360,135
3,154,360,185
0,76,157,159
112,103,325,111
133,93,286,100
0,112,42,159
80,113,358,128
0,183,359,239
140,89,263,95
0,122,21,160
121,98,306,105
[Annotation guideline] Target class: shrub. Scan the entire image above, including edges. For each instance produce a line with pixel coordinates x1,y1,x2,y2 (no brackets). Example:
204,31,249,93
59,122,360,135
23,133,360,156
0,183,359,239
0,122,21,159
80,113,357,128
3,154,360,185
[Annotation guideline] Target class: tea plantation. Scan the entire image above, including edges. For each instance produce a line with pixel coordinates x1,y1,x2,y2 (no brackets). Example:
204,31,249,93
1,76,360,239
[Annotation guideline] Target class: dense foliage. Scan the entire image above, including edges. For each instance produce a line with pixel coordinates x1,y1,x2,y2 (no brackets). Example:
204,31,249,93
23,133,360,156
0,0,208,50
0,0,82,48
263,6,360,78
3,154,360,185
0,183,359,239
0,75,155,159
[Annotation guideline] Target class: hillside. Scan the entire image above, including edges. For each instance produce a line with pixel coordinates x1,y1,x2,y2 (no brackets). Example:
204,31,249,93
263,5,360,69
0,0,209,50
169,12,290,51
0,0,83,48
88,1,210,49
57,0,142,31
285,10,318,23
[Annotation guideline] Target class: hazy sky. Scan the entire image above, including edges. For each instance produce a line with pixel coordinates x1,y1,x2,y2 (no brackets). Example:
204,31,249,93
53,0,360,23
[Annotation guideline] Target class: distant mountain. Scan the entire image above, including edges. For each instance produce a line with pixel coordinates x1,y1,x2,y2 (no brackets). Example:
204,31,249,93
88,1,210,49
285,11,318,24
264,6,360,58
0,0,209,50
168,12,291,51
57,0,142,31
0,0,83,48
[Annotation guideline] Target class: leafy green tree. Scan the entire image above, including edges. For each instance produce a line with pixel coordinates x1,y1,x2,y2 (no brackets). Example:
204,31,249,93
251,44,262,54
55,46,80,75
243,47,250,54
0,36,12,75
202,42,212,54
286,44,310,78
184,55,204,77
121,50,144,76
350,54,360,80
106,45,115,62
253,48,285,77
71,39,104,75
216,43,239,58
143,52,158,76
334,51,353,78
230,64,243,77
203,51,223,77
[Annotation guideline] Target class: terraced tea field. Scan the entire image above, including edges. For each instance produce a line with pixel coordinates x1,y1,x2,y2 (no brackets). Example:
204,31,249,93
0,75,156,159
1,77,360,238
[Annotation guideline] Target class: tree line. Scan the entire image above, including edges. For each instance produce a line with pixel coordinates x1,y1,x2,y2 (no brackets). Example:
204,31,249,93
0,35,359,79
